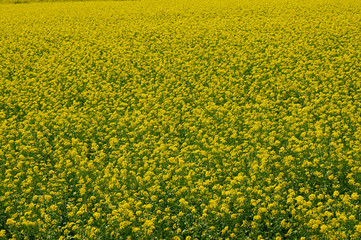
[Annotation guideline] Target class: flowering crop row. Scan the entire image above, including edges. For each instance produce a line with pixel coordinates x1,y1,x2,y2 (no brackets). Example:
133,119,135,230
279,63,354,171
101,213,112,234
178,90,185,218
1,0,361,239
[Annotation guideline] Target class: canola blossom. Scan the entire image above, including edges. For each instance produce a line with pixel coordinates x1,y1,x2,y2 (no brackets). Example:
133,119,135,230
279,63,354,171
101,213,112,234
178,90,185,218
1,0,361,239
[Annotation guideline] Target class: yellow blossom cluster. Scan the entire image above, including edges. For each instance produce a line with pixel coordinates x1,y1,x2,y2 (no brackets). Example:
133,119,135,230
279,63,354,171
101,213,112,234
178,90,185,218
1,0,361,239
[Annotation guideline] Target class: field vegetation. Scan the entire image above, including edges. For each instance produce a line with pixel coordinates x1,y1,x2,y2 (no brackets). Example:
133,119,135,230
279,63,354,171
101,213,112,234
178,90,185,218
1,0,361,239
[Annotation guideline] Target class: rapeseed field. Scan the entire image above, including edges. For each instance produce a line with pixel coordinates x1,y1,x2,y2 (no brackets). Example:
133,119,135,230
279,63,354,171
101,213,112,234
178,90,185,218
1,0,361,239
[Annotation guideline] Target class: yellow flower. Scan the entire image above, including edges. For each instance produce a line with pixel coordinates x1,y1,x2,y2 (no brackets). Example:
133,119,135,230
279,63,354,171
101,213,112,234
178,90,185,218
351,193,359,200
320,225,328,233
309,194,316,201
93,212,101,219
6,219,16,226
295,195,304,203
333,191,339,198
221,226,229,235
258,207,267,214
44,195,52,202
80,186,86,196
281,219,288,228
312,224,319,229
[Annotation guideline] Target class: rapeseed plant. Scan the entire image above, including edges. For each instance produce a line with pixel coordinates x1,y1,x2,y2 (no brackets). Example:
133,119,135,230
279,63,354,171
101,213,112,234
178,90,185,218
1,0,361,239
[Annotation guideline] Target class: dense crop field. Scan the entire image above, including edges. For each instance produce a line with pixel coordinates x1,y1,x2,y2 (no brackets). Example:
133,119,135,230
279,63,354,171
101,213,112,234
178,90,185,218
1,0,361,239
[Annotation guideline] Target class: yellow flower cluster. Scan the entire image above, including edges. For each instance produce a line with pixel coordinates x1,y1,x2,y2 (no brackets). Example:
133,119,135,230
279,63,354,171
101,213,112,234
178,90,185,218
1,0,361,239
